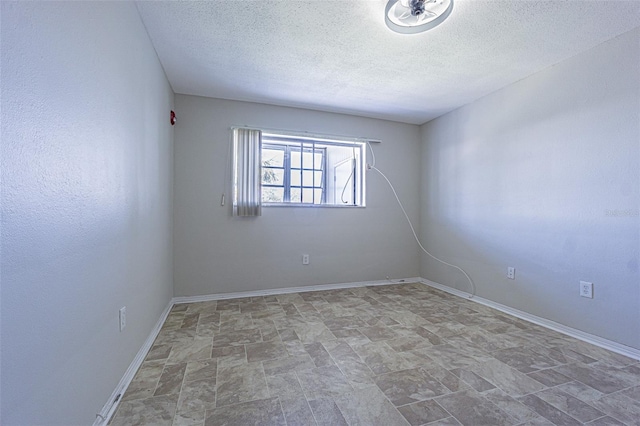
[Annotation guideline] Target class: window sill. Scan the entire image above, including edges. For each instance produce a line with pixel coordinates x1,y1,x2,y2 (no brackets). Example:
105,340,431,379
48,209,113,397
263,203,365,208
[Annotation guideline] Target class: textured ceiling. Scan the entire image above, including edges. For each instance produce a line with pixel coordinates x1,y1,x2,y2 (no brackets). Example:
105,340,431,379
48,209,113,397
136,1,640,124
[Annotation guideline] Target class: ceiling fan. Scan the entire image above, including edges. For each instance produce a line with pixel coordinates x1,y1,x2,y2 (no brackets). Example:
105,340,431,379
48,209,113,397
385,0,454,34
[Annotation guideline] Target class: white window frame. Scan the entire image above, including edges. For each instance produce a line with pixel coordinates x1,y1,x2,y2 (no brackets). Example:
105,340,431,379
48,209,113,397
261,131,367,208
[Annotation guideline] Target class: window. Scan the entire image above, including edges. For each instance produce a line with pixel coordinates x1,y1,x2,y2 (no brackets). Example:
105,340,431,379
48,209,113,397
261,132,366,207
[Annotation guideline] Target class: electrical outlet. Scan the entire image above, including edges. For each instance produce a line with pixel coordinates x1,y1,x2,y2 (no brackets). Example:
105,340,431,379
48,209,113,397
507,267,515,280
302,254,310,265
580,281,593,298
119,307,126,331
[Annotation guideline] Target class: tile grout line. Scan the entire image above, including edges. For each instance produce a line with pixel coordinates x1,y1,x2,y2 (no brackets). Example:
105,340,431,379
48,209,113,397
292,370,321,426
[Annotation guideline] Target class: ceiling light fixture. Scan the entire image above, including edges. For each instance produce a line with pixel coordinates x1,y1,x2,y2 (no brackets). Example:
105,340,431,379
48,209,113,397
385,0,454,34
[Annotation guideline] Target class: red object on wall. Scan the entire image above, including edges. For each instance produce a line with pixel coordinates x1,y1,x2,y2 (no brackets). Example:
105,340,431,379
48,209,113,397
170,110,176,125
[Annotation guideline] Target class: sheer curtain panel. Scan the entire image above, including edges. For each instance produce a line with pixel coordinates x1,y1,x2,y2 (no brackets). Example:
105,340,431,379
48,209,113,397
232,128,262,216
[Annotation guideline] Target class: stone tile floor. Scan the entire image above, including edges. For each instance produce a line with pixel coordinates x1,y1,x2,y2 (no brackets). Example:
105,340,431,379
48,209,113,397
110,283,640,426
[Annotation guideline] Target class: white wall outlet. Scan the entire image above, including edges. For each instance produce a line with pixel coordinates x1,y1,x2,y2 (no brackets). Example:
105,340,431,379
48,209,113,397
507,267,515,280
302,254,310,265
580,281,593,298
119,306,126,331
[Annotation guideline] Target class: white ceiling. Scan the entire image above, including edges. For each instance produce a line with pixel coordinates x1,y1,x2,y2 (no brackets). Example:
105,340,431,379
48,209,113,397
136,1,640,125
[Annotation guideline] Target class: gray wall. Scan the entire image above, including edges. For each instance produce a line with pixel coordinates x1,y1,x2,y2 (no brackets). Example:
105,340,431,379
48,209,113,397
173,95,421,297
420,28,640,350
1,2,174,424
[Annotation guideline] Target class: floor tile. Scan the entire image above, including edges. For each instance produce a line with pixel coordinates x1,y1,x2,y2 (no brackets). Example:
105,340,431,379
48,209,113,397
450,327,523,352
147,344,173,361
554,363,637,394
215,362,269,407
584,416,626,425
534,387,604,423
219,313,254,332
155,328,197,347
334,356,377,388
259,323,281,342
204,397,285,426
292,321,336,344
492,346,562,373
359,325,399,341
397,399,450,426
239,301,268,313
554,341,638,368
450,368,496,392
279,395,317,425
277,328,299,342
420,343,492,370
375,367,449,406
266,372,316,425
197,312,220,326
386,336,431,352
353,341,413,375
469,359,546,397
308,397,349,425
168,337,212,363
110,394,179,426
413,326,444,346
305,342,335,367
333,385,410,426
262,353,316,376
155,363,187,396
181,313,200,329
245,341,287,363
324,315,367,330
185,301,217,314
123,360,166,402
172,304,190,313
296,365,353,400
210,345,246,368
212,327,261,347
435,389,513,426
528,368,573,387
554,380,605,403
114,283,640,425
589,386,640,424
420,363,471,392
482,388,539,424
322,339,360,361
173,378,216,425
518,394,582,426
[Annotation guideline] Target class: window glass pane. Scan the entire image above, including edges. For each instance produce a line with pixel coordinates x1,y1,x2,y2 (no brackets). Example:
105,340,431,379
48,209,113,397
262,168,284,185
302,170,316,187
290,187,301,203
290,170,302,186
314,188,323,204
302,188,315,203
302,151,314,168
262,148,284,167
290,150,301,169
314,171,323,186
262,187,284,203
299,150,324,169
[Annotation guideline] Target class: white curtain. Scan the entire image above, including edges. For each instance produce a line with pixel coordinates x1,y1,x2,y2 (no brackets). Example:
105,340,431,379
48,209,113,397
232,128,262,216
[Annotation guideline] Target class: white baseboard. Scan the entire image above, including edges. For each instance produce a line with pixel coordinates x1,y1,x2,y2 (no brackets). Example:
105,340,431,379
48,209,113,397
173,277,422,304
94,300,174,426
419,278,640,361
